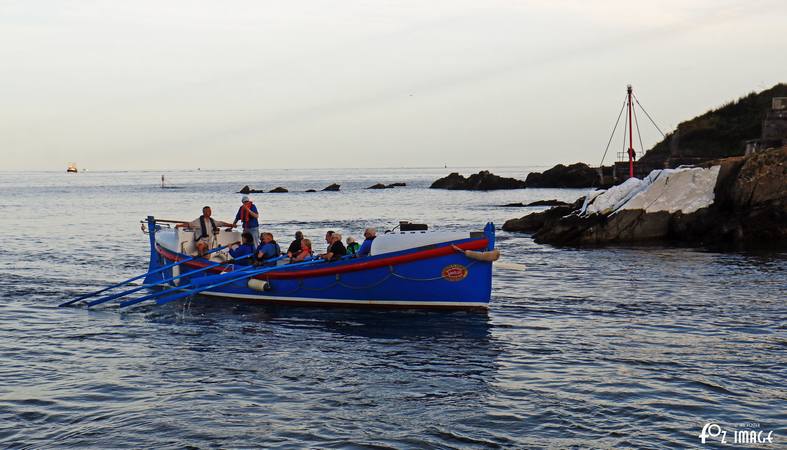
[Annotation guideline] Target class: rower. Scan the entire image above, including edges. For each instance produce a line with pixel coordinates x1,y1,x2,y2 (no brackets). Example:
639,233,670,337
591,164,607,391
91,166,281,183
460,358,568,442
256,232,281,266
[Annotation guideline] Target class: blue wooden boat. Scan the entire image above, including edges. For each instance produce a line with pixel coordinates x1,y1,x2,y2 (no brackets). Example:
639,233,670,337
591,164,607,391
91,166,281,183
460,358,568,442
141,217,496,309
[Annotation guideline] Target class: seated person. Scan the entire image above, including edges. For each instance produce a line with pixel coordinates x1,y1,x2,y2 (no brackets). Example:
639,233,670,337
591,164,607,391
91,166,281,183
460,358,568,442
228,232,255,265
256,232,281,266
176,206,234,256
322,232,347,262
346,236,360,256
323,230,334,252
357,227,377,257
291,238,313,263
287,231,304,259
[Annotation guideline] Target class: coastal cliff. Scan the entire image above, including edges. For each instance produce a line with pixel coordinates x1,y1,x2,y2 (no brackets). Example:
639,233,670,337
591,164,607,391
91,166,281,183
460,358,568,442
639,83,787,169
503,146,787,246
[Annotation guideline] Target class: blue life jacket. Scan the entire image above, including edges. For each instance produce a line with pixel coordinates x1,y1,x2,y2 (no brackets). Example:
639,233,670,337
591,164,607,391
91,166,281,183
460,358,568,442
229,244,255,265
256,241,281,266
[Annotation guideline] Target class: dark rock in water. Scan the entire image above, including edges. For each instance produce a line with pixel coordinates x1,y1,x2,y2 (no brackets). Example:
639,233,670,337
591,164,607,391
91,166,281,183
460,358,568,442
524,163,599,188
430,172,466,189
238,185,264,194
502,205,577,233
322,183,341,191
430,171,526,190
368,182,405,189
305,189,317,193
528,199,571,207
500,199,572,207
533,212,605,245
269,187,288,193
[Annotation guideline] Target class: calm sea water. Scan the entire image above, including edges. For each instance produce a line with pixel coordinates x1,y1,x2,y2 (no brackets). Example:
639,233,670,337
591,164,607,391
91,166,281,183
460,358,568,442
0,168,784,449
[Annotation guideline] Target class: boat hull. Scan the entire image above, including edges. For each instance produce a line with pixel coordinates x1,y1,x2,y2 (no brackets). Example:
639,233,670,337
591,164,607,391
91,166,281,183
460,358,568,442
144,222,495,309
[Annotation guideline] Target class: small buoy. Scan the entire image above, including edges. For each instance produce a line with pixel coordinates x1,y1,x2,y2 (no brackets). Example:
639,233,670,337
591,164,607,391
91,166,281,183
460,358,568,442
463,249,501,262
248,279,271,291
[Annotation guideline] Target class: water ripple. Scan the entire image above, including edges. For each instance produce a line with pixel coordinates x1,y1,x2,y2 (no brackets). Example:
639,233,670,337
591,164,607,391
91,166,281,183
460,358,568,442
0,169,785,448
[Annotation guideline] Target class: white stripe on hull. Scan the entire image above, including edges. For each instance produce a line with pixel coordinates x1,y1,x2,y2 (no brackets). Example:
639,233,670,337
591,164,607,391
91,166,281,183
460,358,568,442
198,290,489,308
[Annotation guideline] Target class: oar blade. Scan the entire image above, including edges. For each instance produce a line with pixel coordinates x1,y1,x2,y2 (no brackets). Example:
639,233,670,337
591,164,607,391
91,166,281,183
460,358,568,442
59,245,229,308
119,285,186,308
121,256,325,309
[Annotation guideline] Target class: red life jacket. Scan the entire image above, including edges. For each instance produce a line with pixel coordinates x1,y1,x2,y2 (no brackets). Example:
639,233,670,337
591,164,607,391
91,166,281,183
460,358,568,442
240,202,254,224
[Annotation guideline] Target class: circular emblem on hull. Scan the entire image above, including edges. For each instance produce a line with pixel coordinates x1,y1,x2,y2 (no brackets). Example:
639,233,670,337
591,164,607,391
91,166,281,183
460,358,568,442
442,264,468,282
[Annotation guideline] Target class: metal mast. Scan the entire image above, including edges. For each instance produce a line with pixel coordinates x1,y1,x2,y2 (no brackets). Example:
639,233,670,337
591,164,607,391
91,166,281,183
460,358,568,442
627,85,635,178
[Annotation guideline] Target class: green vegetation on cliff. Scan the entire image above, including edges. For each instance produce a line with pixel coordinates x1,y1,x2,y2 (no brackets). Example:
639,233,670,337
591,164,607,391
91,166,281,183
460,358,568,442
640,83,787,164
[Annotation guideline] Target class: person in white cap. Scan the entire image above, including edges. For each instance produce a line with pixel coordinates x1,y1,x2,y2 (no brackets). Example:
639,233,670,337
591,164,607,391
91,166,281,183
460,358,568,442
232,195,260,247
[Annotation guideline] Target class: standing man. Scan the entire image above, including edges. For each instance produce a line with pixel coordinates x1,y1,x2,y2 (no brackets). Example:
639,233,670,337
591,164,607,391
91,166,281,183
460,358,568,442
177,206,234,256
232,195,260,247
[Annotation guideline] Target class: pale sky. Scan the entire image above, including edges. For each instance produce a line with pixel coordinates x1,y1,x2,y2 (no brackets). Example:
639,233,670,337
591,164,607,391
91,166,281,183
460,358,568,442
1,0,785,170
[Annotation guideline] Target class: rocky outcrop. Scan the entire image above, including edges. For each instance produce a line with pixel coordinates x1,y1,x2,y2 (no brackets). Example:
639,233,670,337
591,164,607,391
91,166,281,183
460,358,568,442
305,189,317,193
524,163,600,188
238,185,264,194
368,182,407,189
503,204,579,233
430,172,466,189
322,183,341,191
505,146,787,246
269,187,288,193
430,171,526,190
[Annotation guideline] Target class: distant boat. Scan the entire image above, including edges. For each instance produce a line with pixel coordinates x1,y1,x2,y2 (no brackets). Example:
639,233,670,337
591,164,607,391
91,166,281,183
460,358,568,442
67,163,78,173
160,175,183,189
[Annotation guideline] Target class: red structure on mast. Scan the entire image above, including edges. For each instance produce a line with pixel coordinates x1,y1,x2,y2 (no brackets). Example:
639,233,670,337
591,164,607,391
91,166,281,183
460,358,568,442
599,84,664,182
627,85,635,178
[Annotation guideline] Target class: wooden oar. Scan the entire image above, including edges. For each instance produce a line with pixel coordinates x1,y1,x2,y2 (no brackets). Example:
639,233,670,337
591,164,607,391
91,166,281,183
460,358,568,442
494,261,527,271
116,267,253,308
85,253,254,307
59,245,229,307
120,257,324,309
154,257,327,307
117,256,290,308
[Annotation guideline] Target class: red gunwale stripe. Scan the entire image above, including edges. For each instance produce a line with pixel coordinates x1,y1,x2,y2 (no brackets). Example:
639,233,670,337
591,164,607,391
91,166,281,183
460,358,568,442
156,239,489,280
